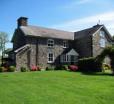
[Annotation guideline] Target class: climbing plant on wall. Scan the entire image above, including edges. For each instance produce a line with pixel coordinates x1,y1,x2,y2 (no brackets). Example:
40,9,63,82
96,46,114,74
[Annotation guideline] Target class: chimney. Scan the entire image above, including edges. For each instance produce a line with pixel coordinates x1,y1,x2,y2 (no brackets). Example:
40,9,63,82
17,17,28,28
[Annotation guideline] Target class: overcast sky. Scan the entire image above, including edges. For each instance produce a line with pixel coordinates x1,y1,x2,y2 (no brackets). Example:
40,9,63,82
0,0,114,48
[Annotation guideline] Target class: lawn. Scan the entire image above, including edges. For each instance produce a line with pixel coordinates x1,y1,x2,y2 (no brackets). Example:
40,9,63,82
0,71,114,104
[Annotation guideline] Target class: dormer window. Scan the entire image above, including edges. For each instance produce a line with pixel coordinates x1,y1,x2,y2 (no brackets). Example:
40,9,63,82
47,39,54,47
100,31,105,38
63,41,68,48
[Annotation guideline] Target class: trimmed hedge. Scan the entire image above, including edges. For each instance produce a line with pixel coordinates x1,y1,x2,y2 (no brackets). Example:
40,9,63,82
78,57,102,72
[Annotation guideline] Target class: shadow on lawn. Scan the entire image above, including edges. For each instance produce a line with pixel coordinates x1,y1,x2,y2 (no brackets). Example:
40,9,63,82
81,72,114,76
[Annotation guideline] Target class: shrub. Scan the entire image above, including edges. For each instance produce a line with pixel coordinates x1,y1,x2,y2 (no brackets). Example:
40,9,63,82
46,67,54,71
37,66,41,71
54,65,68,70
63,65,68,70
68,65,78,71
30,65,40,71
8,66,16,72
78,57,102,72
102,63,111,70
21,67,27,72
0,67,5,72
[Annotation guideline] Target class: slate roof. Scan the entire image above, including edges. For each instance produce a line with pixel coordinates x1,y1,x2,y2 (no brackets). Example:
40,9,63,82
20,25,74,40
74,24,103,39
12,24,112,42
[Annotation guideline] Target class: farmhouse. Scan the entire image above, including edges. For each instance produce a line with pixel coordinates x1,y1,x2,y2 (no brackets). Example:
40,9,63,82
10,17,113,70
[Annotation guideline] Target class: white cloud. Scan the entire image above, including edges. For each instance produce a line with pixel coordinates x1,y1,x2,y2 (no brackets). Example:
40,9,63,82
51,11,114,35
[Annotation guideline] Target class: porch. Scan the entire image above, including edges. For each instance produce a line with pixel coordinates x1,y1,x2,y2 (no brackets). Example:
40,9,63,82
60,49,79,65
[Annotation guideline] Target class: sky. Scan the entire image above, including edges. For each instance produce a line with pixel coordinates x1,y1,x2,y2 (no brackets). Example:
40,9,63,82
0,0,114,48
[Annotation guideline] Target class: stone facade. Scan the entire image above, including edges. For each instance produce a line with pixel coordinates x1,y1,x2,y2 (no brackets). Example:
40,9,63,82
92,29,111,57
15,36,73,70
11,17,113,70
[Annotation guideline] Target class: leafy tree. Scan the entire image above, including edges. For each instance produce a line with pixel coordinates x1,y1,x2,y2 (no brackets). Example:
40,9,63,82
0,32,9,65
112,35,114,40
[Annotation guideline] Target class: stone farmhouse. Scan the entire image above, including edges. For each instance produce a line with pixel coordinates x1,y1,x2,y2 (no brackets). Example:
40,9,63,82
10,17,113,70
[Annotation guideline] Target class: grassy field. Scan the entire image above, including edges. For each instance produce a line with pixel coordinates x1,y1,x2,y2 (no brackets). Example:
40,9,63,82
0,71,114,104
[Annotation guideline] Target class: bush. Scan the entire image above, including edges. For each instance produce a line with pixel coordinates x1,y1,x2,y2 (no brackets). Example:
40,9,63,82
30,65,41,71
102,63,111,70
37,66,41,71
46,67,54,71
21,67,27,72
54,65,69,70
68,65,78,71
8,66,16,72
0,67,5,72
78,57,102,72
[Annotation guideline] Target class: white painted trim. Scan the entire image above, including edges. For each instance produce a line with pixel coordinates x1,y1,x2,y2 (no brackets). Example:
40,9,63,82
92,26,103,37
47,52,54,63
47,39,54,47
14,44,30,53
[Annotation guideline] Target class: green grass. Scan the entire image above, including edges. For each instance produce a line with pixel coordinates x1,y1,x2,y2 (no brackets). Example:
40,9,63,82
0,71,114,104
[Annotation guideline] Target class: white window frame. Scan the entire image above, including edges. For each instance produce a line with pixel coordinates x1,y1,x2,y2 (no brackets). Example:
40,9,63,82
63,40,68,48
61,54,69,62
47,52,54,63
100,38,105,48
47,39,54,47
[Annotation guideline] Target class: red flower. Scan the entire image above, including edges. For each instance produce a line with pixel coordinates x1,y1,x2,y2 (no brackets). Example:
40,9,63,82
31,65,38,71
68,65,78,71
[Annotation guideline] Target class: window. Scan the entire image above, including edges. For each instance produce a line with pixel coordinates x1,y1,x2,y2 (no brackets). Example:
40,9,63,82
63,41,68,48
100,31,105,38
48,53,54,63
100,38,105,47
47,39,54,47
61,54,69,62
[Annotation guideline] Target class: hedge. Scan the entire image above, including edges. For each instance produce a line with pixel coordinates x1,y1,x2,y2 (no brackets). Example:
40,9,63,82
78,57,102,72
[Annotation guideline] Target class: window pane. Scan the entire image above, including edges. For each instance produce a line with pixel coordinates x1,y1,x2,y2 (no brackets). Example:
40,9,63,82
47,39,54,47
48,53,54,63
100,31,105,37
100,39,105,47
63,41,68,48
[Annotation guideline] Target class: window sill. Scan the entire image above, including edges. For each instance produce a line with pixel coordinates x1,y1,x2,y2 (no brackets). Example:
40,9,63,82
47,61,54,64
63,47,68,49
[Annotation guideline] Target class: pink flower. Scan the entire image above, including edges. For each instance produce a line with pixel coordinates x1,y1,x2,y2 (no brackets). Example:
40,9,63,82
68,65,78,71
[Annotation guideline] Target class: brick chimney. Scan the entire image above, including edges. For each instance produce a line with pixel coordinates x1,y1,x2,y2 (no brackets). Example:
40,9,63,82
17,17,28,28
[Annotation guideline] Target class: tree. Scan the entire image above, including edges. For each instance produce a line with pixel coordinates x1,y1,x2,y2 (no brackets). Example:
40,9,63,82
0,32,9,65
112,35,114,40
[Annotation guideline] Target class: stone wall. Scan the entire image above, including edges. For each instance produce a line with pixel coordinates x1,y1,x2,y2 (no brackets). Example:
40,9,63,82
13,29,26,50
16,48,30,70
37,38,72,68
92,29,111,57
16,37,72,69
